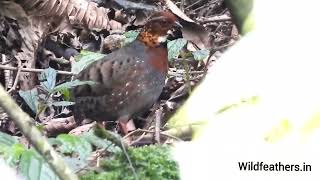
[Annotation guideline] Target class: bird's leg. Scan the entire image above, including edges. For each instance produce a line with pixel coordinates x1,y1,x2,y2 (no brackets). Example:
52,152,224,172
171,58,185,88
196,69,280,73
118,116,136,135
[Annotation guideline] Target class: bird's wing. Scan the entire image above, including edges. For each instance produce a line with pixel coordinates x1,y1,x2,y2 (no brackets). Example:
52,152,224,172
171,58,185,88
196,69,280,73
73,44,146,98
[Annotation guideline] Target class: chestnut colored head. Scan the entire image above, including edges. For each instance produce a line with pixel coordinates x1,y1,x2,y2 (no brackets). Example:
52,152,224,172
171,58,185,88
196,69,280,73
138,11,182,47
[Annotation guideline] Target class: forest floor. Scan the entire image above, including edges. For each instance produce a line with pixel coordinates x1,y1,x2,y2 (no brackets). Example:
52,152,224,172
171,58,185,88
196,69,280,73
0,0,238,145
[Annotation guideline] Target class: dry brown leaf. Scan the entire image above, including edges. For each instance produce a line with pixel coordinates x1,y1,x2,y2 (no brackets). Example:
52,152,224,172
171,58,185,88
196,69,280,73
0,1,45,90
164,0,193,22
180,20,212,50
133,10,150,26
20,0,116,31
164,0,212,49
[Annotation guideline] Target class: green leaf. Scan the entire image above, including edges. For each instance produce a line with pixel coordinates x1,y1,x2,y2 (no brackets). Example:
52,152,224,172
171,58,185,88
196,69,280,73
19,88,39,113
0,131,18,147
19,149,59,180
59,88,71,101
167,38,187,60
0,143,25,167
0,135,59,180
124,30,139,45
72,51,105,74
52,101,75,107
53,80,96,92
39,67,57,91
192,49,210,61
55,134,92,160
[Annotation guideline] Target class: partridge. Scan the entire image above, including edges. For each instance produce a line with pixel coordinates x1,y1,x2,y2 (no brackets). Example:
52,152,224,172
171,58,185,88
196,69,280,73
73,11,181,133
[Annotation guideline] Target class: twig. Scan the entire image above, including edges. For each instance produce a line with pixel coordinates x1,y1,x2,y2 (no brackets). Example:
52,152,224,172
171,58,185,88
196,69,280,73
213,40,236,51
154,107,162,143
197,14,232,23
185,0,203,10
124,129,183,142
7,60,22,93
167,83,190,101
129,132,147,146
0,65,75,75
192,0,219,12
180,0,185,12
94,125,129,149
160,131,183,141
1,54,13,89
121,139,138,180
123,128,143,139
0,54,12,65
168,70,204,77
203,50,215,74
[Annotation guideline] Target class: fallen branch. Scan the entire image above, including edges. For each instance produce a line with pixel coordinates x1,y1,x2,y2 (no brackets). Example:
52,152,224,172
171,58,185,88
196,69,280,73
197,14,232,23
0,65,75,75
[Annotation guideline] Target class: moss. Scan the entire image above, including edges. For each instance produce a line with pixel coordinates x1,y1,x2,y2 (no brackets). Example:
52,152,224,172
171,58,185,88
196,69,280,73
81,145,180,180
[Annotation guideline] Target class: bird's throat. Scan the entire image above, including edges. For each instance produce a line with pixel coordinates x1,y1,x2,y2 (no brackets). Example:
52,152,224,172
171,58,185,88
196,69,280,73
138,31,167,48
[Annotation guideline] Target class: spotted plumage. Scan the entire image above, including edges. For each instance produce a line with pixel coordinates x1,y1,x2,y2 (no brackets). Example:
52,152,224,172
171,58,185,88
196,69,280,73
73,11,181,130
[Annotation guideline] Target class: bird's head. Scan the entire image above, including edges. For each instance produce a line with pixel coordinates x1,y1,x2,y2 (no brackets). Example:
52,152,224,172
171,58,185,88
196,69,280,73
138,11,182,47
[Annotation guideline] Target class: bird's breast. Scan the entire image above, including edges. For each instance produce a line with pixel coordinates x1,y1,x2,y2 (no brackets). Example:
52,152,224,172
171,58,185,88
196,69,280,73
145,46,169,74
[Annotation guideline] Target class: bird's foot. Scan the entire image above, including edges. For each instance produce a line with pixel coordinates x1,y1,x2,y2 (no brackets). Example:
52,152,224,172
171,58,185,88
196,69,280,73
119,119,136,135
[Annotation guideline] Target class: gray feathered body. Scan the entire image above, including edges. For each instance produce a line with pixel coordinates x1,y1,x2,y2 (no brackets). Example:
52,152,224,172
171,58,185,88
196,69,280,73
73,40,168,123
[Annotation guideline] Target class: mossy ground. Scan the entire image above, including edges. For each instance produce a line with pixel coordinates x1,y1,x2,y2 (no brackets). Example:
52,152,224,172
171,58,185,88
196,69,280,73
81,145,180,180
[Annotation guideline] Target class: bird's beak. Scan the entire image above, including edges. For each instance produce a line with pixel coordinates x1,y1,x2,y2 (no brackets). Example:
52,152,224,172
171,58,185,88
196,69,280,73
174,21,183,28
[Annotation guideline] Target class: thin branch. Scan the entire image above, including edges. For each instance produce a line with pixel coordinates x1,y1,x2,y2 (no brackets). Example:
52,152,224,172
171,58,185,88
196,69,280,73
197,14,232,23
129,131,148,146
154,107,162,144
1,54,12,65
124,129,183,142
94,124,129,149
185,0,203,10
1,54,13,89
121,139,138,180
168,70,204,77
180,0,185,12
0,65,75,75
7,60,22,93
